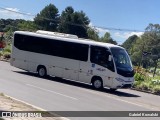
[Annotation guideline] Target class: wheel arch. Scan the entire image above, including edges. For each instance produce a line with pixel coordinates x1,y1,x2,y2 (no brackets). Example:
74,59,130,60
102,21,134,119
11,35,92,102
37,65,47,75
91,76,103,85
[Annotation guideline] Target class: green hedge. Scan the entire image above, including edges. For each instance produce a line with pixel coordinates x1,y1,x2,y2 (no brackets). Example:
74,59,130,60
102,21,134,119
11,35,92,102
133,67,160,94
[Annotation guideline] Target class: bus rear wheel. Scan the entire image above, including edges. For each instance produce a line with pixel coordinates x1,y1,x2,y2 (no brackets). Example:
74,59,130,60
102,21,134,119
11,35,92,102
37,66,46,77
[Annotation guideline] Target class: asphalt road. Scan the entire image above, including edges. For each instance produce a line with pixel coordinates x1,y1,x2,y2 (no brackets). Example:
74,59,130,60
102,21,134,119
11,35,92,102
0,61,160,120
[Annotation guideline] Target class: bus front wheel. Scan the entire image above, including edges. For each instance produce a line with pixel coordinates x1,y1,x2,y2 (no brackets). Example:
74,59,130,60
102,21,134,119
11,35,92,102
37,66,46,78
92,79,103,89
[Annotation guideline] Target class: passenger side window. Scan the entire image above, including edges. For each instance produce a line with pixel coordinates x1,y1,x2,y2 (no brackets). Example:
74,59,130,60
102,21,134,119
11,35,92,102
90,46,115,72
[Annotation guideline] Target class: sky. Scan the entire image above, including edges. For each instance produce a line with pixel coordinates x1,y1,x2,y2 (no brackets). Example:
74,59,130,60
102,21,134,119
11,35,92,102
0,0,160,44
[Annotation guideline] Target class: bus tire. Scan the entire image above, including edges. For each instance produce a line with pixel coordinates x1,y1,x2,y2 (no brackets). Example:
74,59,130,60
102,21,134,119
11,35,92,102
92,77,103,89
37,66,46,78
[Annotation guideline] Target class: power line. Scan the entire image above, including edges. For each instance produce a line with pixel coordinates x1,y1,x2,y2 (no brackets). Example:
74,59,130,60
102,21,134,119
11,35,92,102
0,6,146,32
92,26,144,32
0,7,35,17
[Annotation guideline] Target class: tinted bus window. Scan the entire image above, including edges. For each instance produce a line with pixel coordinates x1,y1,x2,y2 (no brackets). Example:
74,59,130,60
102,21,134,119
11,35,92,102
14,33,89,61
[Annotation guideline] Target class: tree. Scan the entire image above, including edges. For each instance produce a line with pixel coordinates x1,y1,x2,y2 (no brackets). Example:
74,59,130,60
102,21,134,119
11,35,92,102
58,6,74,34
34,4,59,31
87,27,99,41
144,24,160,77
100,32,117,45
58,6,90,38
122,35,138,54
127,24,160,74
0,19,26,46
0,19,6,32
0,19,22,32
18,21,38,32
4,29,13,44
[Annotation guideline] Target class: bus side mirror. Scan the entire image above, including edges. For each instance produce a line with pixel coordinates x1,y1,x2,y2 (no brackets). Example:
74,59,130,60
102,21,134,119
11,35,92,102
108,55,112,61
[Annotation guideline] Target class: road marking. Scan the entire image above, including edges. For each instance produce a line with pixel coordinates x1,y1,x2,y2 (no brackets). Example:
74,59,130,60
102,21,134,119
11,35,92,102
79,88,160,111
103,93,160,111
26,84,78,100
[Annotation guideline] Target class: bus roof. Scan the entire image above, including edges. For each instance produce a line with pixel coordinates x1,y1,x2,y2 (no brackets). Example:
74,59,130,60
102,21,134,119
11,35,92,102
14,31,123,50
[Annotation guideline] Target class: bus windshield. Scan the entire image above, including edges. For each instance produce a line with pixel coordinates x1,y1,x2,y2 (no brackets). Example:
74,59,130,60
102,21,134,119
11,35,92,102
110,47,134,77
111,47,132,68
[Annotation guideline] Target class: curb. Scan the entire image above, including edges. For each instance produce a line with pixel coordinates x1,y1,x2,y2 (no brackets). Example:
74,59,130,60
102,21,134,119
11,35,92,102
4,94,69,120
5,95,46,111
131,88,160,96
0,59,10,62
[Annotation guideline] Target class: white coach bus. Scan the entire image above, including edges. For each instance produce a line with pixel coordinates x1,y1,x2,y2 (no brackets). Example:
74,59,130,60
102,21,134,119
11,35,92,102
10,30,134,90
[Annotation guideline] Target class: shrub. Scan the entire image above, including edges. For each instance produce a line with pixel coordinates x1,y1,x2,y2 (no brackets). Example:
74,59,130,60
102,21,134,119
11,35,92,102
134,73,144,81
152,86,160,94
0,93,4,96
3,45,11,53
149,68,154,73
151,79,160,85
133,81,142,89
3,52,11,59
133,80,141,87
0,51,3,57
139,82,150,91
156,70,160,76
133,66,156,92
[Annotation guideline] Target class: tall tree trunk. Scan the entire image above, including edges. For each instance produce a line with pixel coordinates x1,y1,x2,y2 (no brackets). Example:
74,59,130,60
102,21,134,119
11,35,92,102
153,61,158,77
139,45,144,68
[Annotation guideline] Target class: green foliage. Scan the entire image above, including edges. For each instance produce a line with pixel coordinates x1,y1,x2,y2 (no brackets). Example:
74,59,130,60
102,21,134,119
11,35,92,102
58,6,90,38
131,52,141,66
3,45,11,53
152,79,160,85
152,85,160,94
122,35,138,54
100,32,117,45
87,27,99,41
134,73,145,81
34,4,59,31
4,29,14,43
122,24,160,69
139,82,151,91
3,52,11,59
0,4,118,45
0,51,3,57
0,44,11,60
18,21,38,31
133,66,160,94
133,67,149,88
154,76,160,80
0,19,24,32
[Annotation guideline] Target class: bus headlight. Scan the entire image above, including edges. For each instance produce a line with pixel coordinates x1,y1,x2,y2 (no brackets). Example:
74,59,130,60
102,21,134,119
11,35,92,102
115,78,124,82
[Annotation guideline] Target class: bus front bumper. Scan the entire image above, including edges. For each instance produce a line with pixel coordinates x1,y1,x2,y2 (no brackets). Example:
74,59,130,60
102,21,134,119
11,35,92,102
111,77,134,89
